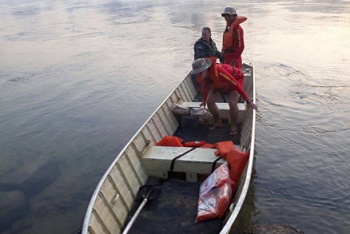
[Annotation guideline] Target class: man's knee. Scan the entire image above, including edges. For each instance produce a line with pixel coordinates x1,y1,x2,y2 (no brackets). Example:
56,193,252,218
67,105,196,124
207,101,217,108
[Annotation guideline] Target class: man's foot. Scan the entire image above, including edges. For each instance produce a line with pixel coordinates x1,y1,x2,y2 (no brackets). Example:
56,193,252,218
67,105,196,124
209,123,223,131
229,130,239,136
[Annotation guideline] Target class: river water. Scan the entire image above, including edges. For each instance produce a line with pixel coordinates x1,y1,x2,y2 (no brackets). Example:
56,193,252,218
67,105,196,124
0,0,349,233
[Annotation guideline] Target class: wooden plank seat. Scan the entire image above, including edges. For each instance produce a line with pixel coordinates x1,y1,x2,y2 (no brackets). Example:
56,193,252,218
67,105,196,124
142,146,226,182
179,102,246,123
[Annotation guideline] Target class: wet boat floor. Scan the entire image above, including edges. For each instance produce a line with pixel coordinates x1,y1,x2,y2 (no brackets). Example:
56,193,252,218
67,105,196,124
175,92,242,145
124,91,242,233
174,121,241,145
124,178,223,234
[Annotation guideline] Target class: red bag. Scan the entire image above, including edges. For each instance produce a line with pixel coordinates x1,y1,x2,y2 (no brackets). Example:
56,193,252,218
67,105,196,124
196,163,232,222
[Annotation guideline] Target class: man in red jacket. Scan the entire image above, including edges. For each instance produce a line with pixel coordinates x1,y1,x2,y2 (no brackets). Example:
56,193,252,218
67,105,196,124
191,57,257,135
221,7,245,70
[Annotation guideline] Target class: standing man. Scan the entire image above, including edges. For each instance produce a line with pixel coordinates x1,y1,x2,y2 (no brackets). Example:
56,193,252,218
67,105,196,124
194,27,222,60
221,7,246,70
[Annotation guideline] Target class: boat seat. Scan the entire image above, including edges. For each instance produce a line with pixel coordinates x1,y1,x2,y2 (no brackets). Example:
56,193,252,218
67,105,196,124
180,102,246,123
142,146,226,182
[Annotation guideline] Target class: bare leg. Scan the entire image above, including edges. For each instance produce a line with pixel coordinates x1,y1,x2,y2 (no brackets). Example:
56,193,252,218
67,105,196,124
228,91,240,133
206,90,223,128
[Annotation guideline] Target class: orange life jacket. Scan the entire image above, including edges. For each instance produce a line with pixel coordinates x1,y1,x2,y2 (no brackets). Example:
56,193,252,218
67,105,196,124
214,141,236,157
222,16,247,52
200,143,215,148
214,141,249,186
183,141,207,147
156,136,184,147
225,148,249,185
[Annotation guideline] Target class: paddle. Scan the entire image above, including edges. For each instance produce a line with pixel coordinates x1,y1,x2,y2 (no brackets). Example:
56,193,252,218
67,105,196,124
122,186,160,234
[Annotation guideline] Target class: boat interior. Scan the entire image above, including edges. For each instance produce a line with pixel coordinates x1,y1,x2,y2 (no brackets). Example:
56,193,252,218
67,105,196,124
122,70,252,233
83,64,254,234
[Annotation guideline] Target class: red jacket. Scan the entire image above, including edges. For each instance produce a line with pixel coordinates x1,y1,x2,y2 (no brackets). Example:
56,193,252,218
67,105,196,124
197,57,249,103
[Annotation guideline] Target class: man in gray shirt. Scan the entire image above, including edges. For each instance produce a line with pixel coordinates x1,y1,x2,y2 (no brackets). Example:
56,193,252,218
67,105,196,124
194,27,222,60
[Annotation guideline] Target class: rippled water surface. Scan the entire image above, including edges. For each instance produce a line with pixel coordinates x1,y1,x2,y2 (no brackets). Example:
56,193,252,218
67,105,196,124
1,0,349,233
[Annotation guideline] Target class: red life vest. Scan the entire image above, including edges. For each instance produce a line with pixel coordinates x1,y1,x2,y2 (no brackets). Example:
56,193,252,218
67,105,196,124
214,141,236,157
156,136,184,147
183,141,207,147
214,141,249,186
222,16,247,52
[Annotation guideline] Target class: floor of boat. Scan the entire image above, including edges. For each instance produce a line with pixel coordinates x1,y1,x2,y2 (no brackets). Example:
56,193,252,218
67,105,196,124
174,121,241,145
123,93,243,233
124,177,223,234
124,124,240,233
175,92,242,145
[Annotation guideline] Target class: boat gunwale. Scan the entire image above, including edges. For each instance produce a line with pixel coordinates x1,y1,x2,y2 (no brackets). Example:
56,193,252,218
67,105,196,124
220,63,256,234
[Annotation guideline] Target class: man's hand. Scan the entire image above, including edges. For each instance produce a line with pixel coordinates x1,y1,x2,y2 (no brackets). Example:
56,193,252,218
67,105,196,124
200,102,206,108
248,102,258,110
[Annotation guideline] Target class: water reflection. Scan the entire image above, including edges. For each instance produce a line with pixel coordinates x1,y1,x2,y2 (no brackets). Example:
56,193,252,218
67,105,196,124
0,0,350,233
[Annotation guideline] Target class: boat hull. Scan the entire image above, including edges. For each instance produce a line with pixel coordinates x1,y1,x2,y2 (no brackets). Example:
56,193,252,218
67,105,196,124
82,63,256,234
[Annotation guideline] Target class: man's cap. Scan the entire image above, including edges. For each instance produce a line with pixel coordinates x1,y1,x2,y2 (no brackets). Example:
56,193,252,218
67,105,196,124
191,58,212,75
221,7,237,17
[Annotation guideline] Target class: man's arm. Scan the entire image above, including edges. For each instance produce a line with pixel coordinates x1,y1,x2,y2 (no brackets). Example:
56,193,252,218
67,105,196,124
194,42,206,60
